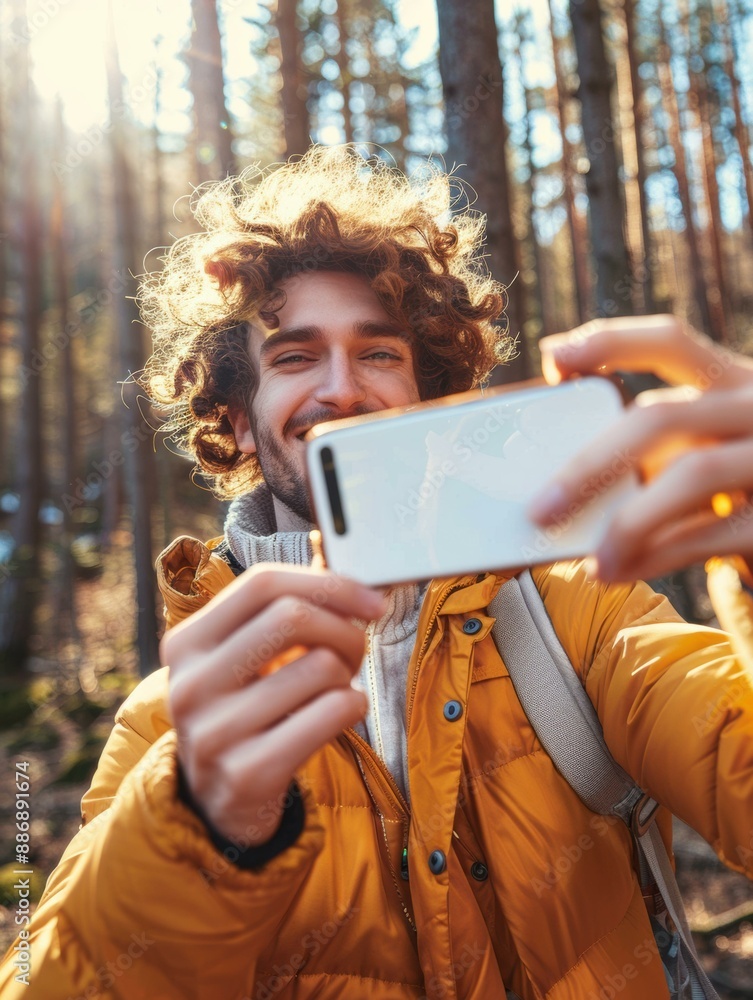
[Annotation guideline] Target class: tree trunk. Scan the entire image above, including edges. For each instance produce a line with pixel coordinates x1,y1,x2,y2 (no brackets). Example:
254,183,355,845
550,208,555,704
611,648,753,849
0,24,6,490
548,4,591,324
0,0,44,667
152,48,173,552
513,12,552,339
689,64,731,342
658,6,716,337
569,0,632,319
723,0,753,233
622,0,657,313
105,1,160,676
332,0,354,144
277,0,311,156
684,0,731,342
436,0,531,383
51,99,79,640
186,0,235,181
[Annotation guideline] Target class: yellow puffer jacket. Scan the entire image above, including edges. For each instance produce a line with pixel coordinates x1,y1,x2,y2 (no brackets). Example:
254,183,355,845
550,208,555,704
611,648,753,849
3,537,753,1000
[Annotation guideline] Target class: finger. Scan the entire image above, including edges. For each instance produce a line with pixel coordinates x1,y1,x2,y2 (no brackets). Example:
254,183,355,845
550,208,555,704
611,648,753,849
590,507,753,582
171,596,368,707
163,562,386,663
528,387,753,524
539,315,752,391
592,440,753,579
221,686,369,802
182,647,356,758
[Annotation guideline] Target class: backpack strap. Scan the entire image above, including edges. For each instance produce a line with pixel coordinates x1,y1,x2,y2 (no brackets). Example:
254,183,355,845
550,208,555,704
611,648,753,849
488,570,718,1000
487,570,655,827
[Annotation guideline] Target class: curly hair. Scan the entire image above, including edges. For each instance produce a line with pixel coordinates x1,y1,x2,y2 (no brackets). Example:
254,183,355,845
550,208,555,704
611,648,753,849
140,145,513,498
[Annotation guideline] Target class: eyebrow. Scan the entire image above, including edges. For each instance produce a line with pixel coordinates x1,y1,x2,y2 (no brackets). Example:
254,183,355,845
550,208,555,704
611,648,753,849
258,320,412,359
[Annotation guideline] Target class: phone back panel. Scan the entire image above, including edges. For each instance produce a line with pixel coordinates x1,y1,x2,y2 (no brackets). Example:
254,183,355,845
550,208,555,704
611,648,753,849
305,378,632,586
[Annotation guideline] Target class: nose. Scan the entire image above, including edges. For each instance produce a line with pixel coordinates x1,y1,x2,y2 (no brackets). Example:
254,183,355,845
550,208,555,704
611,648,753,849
313,355,368,412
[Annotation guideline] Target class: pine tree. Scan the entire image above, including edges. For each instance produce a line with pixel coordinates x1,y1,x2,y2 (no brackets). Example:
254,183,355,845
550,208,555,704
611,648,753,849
436,0,530,382
569,0,633,318
105,1,160,675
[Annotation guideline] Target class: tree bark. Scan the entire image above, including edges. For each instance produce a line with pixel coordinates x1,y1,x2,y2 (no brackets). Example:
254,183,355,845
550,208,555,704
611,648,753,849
657,6,716,337
152,47,173,551
548,6,591,325
622,0,657,312
436,0,531,382
0,24,7,490
332,0,354,144
569,0,632,318
723,0,753,233
513,12,552,339
0,0,44,667
277,0,311,156
105,1,160,675
51,99,79,639
689,65,731,342
186,0,235,181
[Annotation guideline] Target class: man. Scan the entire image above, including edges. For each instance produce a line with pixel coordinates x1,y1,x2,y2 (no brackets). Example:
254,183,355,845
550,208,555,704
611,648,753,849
2,146,752,999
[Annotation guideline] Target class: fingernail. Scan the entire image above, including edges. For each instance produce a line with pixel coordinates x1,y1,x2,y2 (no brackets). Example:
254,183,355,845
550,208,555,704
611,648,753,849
528,483,569,523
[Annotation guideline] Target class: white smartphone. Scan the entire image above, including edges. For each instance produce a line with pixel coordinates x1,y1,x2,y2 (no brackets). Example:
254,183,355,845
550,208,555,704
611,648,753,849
304,377,633,587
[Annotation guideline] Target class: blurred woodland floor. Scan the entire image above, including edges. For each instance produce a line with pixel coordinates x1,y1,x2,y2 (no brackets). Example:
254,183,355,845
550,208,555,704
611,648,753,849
0,527,752,996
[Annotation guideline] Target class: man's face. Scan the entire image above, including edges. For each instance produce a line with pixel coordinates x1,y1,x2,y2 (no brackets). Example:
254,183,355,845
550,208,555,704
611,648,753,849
237,270,420,523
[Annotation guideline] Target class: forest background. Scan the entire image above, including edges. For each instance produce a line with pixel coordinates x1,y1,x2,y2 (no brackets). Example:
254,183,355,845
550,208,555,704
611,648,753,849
1,0,753,991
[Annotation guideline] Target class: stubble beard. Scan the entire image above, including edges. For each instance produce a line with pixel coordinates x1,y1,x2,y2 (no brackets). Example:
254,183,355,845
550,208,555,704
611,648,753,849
252,404,375,527
254,425,315,525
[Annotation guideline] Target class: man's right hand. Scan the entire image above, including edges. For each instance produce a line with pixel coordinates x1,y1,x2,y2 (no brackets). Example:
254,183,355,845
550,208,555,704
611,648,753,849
530,315,753,581
162,564,387,846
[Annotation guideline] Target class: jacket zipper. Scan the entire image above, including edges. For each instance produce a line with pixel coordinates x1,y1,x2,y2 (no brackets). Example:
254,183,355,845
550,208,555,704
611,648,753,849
346,578,472,933
346,727,410,818
364,621,386,762
350,742,415,933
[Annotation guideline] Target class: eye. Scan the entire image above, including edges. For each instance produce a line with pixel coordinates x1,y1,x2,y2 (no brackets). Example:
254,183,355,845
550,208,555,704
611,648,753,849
274,354,311,365
365,351,401,361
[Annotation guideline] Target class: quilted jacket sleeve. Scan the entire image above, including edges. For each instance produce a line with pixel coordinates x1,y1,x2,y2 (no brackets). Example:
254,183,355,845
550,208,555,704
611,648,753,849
535,560,753,878
0,670,325,1000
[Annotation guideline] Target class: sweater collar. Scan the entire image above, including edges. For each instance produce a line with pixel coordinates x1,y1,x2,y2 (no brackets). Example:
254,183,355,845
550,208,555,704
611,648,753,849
223,484,426,645
224,485,314,569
